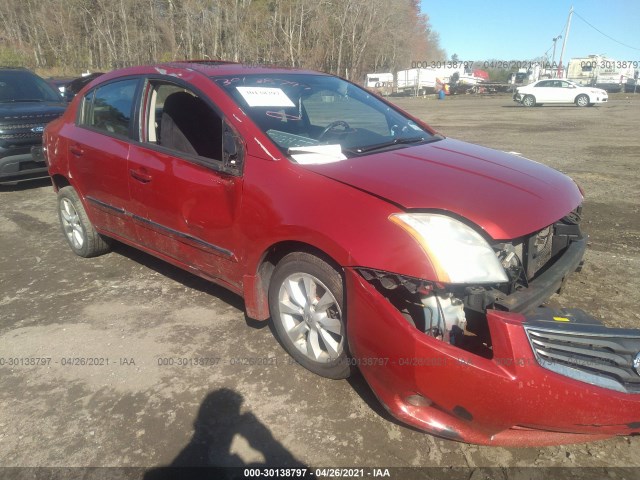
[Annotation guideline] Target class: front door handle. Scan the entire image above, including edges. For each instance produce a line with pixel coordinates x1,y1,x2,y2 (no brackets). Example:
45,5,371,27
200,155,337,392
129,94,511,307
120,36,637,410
129,168,152,183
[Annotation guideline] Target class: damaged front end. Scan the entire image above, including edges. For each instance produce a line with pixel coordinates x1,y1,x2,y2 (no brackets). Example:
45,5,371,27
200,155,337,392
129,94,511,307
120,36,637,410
347,209,640,446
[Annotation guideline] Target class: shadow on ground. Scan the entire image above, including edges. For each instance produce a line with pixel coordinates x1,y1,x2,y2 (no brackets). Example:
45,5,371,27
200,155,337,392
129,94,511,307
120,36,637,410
144,388,307,479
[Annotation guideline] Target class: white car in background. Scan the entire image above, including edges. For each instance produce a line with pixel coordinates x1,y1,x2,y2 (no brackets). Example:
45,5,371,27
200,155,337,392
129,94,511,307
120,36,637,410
513,79,608,107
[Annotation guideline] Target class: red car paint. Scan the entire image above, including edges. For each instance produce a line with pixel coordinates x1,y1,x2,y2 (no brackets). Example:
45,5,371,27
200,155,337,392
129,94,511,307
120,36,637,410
44,62,640,446
347,269,638,446
304,138,583,240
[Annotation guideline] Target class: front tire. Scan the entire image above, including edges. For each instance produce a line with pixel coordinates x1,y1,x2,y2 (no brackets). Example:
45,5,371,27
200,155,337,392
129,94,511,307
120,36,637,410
269,252,350,379
522,95,536,107
57,186,111,257
575,94,589,107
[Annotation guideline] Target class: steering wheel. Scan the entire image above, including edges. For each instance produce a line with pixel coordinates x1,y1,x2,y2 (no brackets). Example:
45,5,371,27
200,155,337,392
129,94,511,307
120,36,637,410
318,120,352,141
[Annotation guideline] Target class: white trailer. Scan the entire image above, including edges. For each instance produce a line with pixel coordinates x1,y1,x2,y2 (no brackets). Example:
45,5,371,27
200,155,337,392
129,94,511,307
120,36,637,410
365,72,394,96
567,55,636,92
395,67,465,96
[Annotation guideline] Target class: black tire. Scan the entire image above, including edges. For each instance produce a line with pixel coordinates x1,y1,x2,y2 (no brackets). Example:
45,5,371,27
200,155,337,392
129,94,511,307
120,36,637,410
575,94,589,107
522,95,536,107
57,186,111,257
269,252,350,379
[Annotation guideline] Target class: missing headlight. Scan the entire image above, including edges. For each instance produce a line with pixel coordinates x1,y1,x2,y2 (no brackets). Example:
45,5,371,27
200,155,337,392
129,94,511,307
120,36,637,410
357,268,492,357
421,292,466,344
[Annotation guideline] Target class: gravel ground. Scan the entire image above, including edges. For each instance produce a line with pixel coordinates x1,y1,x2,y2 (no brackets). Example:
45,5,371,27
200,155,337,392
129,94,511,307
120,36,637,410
0,92,639,478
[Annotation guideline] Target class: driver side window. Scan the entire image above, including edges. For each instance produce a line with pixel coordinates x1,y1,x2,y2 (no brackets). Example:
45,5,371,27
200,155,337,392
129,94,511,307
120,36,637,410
144,82,223,164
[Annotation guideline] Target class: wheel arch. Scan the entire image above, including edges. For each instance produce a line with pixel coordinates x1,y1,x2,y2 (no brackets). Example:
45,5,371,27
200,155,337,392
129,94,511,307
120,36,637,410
243,240,345,321
50,173,71,192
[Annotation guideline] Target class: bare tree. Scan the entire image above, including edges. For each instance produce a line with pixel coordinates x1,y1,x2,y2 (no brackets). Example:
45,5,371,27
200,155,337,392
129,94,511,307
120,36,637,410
0,0,444,82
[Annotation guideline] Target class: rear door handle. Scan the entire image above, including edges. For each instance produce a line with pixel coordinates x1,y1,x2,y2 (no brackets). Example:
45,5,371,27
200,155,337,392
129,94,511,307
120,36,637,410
129,168,152,183
69,144,84,157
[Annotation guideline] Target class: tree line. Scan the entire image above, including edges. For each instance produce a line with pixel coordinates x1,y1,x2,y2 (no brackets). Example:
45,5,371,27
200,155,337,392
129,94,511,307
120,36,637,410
0,0,445,82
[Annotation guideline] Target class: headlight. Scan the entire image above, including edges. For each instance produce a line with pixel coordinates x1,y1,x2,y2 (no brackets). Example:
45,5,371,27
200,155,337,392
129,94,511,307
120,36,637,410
390,213,508,284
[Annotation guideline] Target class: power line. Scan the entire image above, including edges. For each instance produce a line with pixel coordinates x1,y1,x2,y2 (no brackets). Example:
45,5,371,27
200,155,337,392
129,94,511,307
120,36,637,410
573,10,640,52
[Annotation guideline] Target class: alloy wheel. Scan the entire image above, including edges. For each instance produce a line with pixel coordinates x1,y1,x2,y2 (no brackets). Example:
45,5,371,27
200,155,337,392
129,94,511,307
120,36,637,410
277,272,344,362
60,197,85,250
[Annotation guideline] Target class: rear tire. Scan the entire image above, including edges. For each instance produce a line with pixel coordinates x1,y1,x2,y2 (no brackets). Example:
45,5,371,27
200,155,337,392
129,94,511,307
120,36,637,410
522,95,536,107
57,186,111,258
269,252,350,379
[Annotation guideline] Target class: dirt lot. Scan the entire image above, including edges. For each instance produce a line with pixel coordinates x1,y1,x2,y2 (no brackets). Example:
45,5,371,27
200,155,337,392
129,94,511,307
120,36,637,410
1,92,639,477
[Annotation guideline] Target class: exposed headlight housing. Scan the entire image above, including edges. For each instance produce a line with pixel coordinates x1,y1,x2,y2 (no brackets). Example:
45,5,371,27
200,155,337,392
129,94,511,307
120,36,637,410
390,213,509,284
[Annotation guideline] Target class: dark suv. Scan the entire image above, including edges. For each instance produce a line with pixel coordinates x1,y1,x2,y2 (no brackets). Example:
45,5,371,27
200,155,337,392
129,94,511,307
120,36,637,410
0,67,67,184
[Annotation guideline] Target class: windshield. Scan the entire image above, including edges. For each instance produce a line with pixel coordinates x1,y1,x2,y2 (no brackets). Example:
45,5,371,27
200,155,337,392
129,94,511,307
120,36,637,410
0,70,63,103
213,74,437,163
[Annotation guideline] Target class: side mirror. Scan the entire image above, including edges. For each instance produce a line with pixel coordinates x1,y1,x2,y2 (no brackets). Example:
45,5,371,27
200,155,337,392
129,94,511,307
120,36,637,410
223,123,243,175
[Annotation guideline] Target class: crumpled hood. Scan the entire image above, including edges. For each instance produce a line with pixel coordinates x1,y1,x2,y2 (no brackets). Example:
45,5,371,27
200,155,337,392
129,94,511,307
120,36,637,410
302,138,583,240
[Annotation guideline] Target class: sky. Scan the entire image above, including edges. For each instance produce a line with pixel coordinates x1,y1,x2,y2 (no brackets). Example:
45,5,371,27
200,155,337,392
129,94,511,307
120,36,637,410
420,0,640,64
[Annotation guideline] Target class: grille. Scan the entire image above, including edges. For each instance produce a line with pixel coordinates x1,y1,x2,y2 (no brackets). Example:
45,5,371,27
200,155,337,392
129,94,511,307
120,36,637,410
526,325,640,393
526,226,553,278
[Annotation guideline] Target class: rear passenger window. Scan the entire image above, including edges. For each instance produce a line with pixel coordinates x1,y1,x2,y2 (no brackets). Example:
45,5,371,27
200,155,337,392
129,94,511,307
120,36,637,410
80,79,138,136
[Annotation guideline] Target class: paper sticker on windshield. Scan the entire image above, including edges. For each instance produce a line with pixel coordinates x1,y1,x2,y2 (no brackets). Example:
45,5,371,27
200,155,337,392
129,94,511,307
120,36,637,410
236,87,295,107
289,145,347,165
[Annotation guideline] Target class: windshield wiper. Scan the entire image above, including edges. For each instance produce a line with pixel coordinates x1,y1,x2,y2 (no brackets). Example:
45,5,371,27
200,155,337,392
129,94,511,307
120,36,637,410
347,135,442,154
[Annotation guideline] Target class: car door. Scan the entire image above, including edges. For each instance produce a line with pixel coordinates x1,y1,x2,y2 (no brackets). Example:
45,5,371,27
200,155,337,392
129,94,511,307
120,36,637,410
531,80,553,102
127,78,245,291
66,78,141,241
547,80,570,103
557,80,577,103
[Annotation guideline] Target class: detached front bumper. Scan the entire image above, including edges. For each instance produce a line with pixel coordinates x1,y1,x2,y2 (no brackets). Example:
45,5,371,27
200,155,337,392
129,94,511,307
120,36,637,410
346,268,640,446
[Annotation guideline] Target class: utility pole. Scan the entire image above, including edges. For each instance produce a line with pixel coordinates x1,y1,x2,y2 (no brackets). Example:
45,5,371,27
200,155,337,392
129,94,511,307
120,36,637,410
552,35,562,77
557,6,573,79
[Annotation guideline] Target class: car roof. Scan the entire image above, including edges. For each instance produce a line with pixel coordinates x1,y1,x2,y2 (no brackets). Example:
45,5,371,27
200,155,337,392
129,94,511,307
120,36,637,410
92,61,330,84
169,60,329,76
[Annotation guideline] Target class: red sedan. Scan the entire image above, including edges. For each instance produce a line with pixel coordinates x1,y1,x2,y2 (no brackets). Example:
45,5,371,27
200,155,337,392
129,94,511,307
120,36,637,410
43,62,640,446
